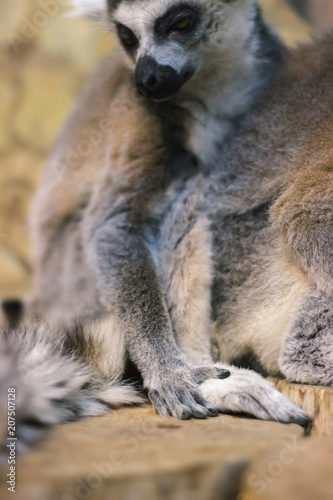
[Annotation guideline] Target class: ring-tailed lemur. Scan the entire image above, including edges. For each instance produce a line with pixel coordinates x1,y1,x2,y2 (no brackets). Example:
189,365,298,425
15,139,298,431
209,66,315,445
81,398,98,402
0,0,312,448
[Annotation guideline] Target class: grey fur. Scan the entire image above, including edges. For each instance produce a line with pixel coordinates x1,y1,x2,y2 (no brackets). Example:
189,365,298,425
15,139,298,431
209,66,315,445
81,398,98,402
1,0,313,442
281,289,333,386
0,320,143,458
202,31,333,391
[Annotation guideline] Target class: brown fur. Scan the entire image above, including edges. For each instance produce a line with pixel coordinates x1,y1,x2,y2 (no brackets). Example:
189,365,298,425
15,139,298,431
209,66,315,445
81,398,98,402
206,32,333,386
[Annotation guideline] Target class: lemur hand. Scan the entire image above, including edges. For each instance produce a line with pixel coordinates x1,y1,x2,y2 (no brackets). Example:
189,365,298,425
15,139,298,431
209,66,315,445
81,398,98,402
148,364,230,420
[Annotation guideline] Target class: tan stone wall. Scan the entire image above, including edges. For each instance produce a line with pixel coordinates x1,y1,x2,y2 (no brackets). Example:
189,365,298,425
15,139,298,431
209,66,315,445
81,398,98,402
0,0,311,298
0,0,115,297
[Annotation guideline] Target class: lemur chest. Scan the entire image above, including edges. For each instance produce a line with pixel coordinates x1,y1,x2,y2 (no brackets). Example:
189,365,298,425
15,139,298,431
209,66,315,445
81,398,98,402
186,111,234,167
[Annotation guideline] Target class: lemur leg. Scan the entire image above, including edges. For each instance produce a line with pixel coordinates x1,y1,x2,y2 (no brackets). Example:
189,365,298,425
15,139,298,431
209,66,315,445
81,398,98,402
160,181,311,429
272,163,333,385
160,179,214,366
280,289,333,386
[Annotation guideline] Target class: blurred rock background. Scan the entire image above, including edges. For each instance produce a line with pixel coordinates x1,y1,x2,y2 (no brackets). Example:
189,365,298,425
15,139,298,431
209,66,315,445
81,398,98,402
0,0,331,298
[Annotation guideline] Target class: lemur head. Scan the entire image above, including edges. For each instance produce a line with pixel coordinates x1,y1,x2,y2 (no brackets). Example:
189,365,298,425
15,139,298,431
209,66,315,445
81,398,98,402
72,1,272,101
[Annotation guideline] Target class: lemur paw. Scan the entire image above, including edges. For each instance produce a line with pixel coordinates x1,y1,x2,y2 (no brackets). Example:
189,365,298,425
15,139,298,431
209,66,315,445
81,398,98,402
148,365,230,420
201,364,313,435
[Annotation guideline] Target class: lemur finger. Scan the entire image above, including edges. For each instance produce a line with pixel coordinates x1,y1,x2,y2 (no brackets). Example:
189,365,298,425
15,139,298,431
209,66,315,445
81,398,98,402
175,389,209,419
191,392,219,417
285,410,313,436
193,366,230,384
148,390,171,418
258,386,313,434
163,388,193,420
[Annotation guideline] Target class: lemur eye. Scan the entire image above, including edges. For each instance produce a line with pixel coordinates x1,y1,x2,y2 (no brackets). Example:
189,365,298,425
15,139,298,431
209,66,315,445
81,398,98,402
116,24,138,49
168,13,194,33
174,16,191,30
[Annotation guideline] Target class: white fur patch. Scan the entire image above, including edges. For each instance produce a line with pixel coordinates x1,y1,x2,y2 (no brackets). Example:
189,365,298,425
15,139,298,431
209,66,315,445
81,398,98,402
114,0,173,31
69,0,107,19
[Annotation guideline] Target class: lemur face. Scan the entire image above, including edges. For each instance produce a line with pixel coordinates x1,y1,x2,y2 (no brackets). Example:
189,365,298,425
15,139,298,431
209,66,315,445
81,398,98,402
72,0,256,101
112,1,205,100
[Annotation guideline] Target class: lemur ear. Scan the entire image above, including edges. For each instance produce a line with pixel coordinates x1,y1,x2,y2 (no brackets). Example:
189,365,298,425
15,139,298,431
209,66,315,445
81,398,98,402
69,0,108,20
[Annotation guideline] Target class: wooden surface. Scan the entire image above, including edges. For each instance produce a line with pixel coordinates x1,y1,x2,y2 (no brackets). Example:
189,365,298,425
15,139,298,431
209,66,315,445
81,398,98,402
272,378,333,436
0,406,305,500
242,437,333,500
0,379,332,500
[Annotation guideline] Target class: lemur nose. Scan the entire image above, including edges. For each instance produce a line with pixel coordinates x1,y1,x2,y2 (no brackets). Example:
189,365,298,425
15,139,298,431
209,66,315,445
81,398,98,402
146,74,158,89
138,73,159,97
135,58,161,97
135,55,184,101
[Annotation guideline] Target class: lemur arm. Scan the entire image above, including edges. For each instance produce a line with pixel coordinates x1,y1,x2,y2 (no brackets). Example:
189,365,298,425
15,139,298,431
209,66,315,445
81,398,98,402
83,87,227,419
271,160,333,293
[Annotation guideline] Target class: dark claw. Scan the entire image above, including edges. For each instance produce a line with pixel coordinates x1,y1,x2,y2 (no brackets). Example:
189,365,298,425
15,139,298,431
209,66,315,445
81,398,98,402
172,389,204,419
284,409,313,436
216,368,231,380
303,419,313,437
192,392,219,417
204,404,219,417
179,407,192,420
299,416,313,437
194,366,231,385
